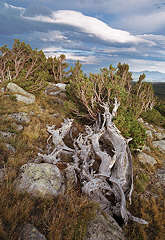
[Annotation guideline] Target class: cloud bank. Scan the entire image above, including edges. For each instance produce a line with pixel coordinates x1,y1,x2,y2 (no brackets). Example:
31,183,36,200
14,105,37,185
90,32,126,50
24,10,145,44
1,0,165,76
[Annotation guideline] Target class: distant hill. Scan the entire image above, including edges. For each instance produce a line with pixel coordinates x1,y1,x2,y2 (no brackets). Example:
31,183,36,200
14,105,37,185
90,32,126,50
132,71,165,82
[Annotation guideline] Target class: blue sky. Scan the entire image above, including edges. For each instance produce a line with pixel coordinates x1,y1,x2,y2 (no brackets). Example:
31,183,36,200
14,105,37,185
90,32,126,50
1,0,165,74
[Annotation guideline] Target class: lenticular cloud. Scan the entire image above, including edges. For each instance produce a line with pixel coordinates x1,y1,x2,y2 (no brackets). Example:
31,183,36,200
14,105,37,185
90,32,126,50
24,10,144,44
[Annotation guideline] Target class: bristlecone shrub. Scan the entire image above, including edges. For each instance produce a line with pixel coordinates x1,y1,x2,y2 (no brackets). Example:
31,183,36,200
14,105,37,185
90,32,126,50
0,40,69,94
66,63,155,150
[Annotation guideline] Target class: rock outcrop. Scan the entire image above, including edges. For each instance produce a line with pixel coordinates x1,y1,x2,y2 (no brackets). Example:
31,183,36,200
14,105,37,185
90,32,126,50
8,112,30,123
0,131,14,138
137,152,157,166
19,224,47,240
45,83,66,96
15,163,65,198
156,168,165,186
152,140,165,152
84,210,125,240
7,83,35,104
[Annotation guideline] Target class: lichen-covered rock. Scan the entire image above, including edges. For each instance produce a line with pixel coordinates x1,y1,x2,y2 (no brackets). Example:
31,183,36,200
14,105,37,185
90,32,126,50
154,132,165,140
84,210,125,240
5,143,16,153
55,83,66,91
7,83,35,104
18,224,47,240
15,163,65,198
152,140,165,152
14,123,24,131
140,120,165,140
45,83,66,96
137,152,157,166
0,169,6,184
8,112,30,123
156,168,165,186
0,131,14,138
145,130,153,139
143,145,151,152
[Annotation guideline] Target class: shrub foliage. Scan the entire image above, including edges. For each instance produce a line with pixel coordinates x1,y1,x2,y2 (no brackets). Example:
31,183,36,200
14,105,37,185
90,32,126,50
66,63,155,149
0,40,69,93
0,39,159,149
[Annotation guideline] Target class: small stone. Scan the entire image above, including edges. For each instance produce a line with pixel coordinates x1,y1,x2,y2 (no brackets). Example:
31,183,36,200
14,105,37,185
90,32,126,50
0,87,5,93
15,124,24,131
0,131,14,138
5,143,16,153
138,118,144,123
0,169,6,183
84,210,125,240
19,224,47,240
146,130,153,139
8,112,30,123
154,132,165,140
152,140,165,152
45,83,66,97
55,83,66,91
143,145,151,152
51,113,60,118
137,152,157,166
156,168,165,186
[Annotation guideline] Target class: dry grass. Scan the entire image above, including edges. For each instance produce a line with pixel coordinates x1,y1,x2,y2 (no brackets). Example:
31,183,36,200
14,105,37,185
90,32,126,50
0,90,98,239
46,187,98,240
125,191,165,240
0,178,98,240
0,86,164,240
125,149,165,240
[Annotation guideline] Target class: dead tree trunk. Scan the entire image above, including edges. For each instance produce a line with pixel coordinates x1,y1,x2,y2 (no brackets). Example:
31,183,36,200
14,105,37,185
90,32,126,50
38,99,148,225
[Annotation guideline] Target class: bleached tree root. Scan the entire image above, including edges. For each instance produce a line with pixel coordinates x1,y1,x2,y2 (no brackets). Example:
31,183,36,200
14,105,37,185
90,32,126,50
38,99,148,225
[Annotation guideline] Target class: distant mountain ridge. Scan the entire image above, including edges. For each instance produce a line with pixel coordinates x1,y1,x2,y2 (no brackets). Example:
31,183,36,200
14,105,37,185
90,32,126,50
132,71,165,82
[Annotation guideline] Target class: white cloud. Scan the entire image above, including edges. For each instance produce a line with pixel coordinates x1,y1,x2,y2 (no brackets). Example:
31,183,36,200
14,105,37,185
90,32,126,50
43,47,97,64
42,46,63,53
120,10,165,33
103,47,137,53
128,59,165,73
4,2,25,12
23,10,148,44
139,34,165,47
40,31,71,42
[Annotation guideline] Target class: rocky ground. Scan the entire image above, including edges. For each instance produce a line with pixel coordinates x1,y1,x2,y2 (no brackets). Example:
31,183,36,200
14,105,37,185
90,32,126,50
0,83,164,240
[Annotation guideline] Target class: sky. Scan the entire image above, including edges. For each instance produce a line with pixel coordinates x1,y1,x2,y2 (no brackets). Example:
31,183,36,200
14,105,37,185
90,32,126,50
1,0,165,75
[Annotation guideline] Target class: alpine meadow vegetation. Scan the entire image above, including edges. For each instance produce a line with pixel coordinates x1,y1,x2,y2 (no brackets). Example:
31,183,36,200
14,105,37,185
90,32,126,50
0,40,165,240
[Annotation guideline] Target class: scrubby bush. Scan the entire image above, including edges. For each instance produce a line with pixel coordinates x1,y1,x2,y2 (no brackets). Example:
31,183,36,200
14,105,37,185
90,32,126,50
155,100,165,117
0,40,69,94
66,62,155,150
141,108,165,128
114,110,146,150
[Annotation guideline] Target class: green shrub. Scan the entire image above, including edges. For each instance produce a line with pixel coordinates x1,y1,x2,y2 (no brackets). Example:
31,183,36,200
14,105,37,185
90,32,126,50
141,108,165,128
155,101,165,117
66,63,149,150
114,111,146,150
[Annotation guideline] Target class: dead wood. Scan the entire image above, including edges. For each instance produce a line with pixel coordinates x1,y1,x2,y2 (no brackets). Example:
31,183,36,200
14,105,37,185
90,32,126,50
38,99,148,225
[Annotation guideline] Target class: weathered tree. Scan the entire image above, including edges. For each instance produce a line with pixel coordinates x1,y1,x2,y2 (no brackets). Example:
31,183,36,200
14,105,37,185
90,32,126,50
131,74,155,118
0,40,49,93
46,54,69,83
38,99,148,225
0,45,11,82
